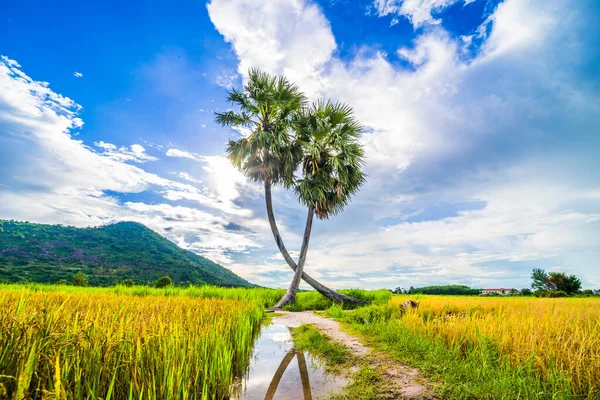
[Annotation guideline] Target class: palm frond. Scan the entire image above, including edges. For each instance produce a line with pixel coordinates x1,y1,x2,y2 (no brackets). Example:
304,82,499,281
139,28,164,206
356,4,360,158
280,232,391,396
292,100,366,219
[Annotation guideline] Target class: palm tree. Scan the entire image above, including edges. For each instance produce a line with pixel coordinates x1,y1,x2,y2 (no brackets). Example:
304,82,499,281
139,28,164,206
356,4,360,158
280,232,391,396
216,69,365,308
271,100,366,308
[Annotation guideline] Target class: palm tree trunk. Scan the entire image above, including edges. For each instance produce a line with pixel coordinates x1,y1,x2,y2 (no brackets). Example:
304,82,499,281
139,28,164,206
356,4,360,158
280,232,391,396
271,207,314,309
264,181,367,306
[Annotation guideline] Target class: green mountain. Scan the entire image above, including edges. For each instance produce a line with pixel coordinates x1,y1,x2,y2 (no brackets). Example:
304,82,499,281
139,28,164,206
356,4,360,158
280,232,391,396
0,220,253,287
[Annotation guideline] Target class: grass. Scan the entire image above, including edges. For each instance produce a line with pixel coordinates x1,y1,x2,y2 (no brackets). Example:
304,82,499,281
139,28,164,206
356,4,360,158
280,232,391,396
0,285,265,399
326,295,600,399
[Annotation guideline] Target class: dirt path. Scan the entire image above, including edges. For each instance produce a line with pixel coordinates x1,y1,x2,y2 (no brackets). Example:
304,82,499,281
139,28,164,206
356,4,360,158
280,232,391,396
273,311,439,400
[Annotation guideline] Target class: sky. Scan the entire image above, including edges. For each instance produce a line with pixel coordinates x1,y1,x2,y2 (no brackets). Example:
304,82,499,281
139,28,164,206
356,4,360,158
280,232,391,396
1,0,599,290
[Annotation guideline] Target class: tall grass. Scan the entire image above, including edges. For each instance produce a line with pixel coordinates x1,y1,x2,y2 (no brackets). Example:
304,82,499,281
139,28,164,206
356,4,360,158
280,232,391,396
329,295,600,399
0,283,284,308
0,286,265,399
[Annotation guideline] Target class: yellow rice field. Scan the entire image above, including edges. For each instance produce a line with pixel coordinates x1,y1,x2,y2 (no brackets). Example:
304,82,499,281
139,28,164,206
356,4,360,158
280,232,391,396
0,287,264,399
390,295,600,397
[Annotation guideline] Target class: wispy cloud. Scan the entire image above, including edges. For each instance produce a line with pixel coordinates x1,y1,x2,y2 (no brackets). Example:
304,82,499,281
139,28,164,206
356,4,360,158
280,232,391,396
94,141,158,163
215,72,238,88
166,148,200,160
370,0,478,28
73,71,83,78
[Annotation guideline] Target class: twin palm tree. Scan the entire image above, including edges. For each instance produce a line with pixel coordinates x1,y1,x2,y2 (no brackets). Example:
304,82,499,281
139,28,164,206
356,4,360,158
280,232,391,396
216,69,366,309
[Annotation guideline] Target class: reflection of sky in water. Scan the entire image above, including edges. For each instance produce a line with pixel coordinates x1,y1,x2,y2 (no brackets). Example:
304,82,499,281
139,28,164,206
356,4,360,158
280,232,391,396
232,322,347,399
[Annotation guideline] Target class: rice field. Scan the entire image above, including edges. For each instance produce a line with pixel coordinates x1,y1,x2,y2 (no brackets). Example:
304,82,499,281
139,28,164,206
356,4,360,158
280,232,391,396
331,295,600,399
0,285,267,399
2,284,599,399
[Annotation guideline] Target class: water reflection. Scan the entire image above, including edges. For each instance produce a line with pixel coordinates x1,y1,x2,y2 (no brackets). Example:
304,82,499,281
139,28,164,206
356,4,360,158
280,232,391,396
232,323,347,399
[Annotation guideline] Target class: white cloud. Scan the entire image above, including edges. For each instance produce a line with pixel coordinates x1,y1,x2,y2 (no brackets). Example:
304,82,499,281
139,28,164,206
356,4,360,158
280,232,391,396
94,140,117,151
73,71,83,78
207,0,336,95
123,202,262,265
166,148,200,160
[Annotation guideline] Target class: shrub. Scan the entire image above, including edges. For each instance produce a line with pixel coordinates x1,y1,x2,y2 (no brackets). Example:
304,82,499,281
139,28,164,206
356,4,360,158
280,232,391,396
535,290,567,298
56,279,68,285
71,271,88,287
155,276,173,288
122,279,134,287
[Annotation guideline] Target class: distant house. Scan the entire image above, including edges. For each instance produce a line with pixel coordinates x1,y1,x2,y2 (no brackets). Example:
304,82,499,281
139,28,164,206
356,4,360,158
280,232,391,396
481,288,513,295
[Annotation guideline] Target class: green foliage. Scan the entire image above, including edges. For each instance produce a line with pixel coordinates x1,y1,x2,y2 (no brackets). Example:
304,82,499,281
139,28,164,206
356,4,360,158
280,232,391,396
121,279,133,287
531,268,549,291
154,275,173,288
217,68,306,186
71,271,88,287
292,324,351,365
293,100,366,219
547,272,582,293
535,290,568,298
520,288,533,296
531,268,582,295
407,285,481,295
0,220,253,287
284,289,393,311
219,71,367,220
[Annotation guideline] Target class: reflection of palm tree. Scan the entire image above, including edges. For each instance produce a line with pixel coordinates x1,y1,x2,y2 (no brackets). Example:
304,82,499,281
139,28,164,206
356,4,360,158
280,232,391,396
265,346,312,399
265,350,296,399
296,352,312,400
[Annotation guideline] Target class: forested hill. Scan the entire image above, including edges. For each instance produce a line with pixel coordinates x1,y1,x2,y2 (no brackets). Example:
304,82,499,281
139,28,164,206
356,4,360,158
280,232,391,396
0,220,253,287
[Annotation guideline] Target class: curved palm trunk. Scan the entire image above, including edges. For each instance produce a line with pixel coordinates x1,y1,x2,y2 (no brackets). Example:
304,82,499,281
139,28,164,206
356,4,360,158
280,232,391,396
265,181,367,307
271,207,314,309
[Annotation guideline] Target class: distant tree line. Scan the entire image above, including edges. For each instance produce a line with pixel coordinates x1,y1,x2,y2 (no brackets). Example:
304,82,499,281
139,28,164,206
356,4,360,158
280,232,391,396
392,269,598,297
393,285,482,295
49,272,174,289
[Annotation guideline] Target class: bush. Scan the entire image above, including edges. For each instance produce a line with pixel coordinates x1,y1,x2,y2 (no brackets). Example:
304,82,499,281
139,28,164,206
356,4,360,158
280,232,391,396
535,290,567,298
122,279,134,287
56,279,68,285
154,276,173,288
71,271,88,287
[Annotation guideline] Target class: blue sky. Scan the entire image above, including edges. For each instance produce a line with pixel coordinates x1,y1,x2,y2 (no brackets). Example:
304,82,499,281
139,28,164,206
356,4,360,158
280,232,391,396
1,0,599,290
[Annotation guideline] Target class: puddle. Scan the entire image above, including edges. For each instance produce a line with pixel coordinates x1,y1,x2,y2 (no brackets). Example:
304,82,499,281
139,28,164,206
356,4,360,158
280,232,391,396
231,317,348,399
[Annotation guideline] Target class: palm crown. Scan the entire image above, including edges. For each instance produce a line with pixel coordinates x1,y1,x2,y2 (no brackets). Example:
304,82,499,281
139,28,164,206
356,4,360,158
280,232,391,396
215,69,306,186
294,100,366,219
